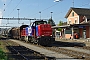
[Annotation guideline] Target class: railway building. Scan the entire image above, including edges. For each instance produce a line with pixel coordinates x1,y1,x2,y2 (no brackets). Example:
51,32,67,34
52,7,90,39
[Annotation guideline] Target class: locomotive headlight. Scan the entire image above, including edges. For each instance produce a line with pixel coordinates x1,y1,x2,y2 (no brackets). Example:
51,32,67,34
42,35,44,36
37,37,39,38
50,35,52,36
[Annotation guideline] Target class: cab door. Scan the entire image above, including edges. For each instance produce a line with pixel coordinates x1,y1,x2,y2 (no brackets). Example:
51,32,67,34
32,22,36,38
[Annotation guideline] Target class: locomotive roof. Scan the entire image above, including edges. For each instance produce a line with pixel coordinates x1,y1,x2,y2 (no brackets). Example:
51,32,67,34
20,25,29,30
34,20,47,22
20,25,29,27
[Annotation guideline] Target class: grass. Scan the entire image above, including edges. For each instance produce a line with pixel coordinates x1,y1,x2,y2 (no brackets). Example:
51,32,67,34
0,40,18,60
0,48,7,60
0,41,8,60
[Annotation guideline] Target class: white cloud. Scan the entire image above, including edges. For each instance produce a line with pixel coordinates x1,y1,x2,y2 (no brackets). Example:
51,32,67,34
54,0,59,2
54,0,62,2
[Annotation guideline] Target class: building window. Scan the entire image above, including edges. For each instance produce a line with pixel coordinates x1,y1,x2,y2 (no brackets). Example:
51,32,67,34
68,19,71,24
72,12,74,17
75,20,77,23
69,21,71,24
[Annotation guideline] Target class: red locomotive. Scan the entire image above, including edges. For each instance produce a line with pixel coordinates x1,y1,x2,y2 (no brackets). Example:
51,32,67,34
9,20,55,46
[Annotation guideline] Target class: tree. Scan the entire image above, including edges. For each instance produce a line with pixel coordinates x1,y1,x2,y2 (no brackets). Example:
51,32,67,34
57,21,63,31
58,21,63,26
48,18,56,26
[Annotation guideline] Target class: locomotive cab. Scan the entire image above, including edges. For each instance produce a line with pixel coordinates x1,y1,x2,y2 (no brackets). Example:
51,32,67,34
30,20,55,46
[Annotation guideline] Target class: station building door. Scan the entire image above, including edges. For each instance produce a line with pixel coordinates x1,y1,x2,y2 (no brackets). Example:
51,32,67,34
83,30,86,39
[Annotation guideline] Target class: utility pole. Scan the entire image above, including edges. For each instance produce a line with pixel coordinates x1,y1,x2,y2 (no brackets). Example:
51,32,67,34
51,12,53,20
17,9,20,24
39,11,41,20
72,0,74,7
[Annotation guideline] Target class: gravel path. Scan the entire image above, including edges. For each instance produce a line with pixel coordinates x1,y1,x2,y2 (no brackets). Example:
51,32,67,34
59,47,90,54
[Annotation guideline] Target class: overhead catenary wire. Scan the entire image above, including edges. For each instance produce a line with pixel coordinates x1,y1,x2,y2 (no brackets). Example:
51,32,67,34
2,0,12,14
8,0,22,17
3,0,90,25
27,2,40,17
79,3,90,7
42,2,60,12
2,0,12,24
29,1,61,18
51,1,90,20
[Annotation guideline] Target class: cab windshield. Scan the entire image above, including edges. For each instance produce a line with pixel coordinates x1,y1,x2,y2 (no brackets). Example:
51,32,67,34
36,21,47,25
31,20,47,26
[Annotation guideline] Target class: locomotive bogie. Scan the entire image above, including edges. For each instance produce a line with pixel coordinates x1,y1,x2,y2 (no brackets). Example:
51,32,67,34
37,36,55,46
27,36,55,46
21,36,29,42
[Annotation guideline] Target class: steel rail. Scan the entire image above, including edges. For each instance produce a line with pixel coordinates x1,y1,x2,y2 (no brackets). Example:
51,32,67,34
32,42,90,59
6,42,29,60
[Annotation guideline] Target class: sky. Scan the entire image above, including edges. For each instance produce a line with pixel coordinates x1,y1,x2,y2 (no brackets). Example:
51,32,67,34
0,0,90,27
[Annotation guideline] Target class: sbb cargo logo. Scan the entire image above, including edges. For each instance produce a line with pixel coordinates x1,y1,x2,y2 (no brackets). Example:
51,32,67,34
28,27,32,33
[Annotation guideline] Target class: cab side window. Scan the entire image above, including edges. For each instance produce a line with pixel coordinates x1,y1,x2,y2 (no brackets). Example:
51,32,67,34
32,22,35,29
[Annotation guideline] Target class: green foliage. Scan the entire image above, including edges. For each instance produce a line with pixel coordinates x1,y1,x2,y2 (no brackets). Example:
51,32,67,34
58,28,62,31
58,21,63,26
48,18,56,26
57,21,63,31
0,48,7,60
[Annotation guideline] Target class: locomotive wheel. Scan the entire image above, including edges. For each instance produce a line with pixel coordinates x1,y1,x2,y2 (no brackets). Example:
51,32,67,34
28,36,33,43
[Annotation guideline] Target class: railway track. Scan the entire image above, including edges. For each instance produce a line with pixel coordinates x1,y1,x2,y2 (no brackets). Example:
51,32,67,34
0,40,55,60
18,39,90,59
8,38,90,60
43,46,90,59
74,46,90,50
36,41,90,59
